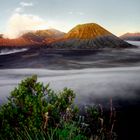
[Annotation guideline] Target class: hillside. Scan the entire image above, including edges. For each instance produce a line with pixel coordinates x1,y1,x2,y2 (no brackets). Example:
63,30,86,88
50,23,133,49
120,33,140,41
65,23,111,39
0,34,3,38
0,37,35,47
22,28,65,43
0,29,65,47
0,23,134,48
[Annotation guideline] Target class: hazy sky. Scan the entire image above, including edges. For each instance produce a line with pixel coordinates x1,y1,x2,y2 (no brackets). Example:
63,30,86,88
0,0,140,38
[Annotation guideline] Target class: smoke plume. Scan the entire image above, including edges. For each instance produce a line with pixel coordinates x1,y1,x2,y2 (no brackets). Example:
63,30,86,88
3,13,48,39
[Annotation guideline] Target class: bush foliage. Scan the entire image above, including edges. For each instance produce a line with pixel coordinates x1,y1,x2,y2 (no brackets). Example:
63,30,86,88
0,75,117,140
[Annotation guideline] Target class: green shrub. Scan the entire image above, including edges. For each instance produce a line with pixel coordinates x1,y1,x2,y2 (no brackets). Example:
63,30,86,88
0,75,117,140
0,75,77,139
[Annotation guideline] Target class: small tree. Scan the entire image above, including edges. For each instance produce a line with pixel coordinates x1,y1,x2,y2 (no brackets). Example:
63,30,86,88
0,75,76,138
0,75,117,140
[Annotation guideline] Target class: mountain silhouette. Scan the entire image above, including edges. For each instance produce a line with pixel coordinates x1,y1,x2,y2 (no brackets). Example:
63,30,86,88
50,23,133,49
120,33,140,41
65,23,111,39
0,29,65,47
0,34,3,38
0,23,134,48
22,28,65,43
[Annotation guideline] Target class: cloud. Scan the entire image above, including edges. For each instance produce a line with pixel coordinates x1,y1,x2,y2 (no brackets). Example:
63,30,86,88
68,11,85,16
13,1,34,14
14,7,23,13
20,2,33,7
3,1,48,39
3,13,48,39
68,11,73,15
77,12,84,16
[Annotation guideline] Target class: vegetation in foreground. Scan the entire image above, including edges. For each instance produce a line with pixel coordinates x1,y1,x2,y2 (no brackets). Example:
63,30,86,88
0,75,117,140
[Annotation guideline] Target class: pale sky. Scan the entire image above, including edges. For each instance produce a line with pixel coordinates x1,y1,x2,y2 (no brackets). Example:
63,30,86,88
0,0,140,38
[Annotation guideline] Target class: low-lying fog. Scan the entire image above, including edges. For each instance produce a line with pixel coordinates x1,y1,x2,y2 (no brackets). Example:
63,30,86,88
0,67,140,107
0,41,140,140
0,41,140,107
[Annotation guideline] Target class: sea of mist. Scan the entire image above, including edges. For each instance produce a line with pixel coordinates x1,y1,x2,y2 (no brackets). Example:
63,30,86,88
0,66,140,107
0,41,140,106
0,41,140,139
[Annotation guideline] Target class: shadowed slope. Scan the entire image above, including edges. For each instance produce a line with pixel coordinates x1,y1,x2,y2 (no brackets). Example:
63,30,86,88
51,23,133,49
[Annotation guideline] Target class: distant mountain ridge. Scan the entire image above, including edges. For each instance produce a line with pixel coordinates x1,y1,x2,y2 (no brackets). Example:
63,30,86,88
22,29,65,43
50,23,133,49
0,23,134,48
0,34,3,38
120,33,140,41
0,37,35,47
0,29,65,47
